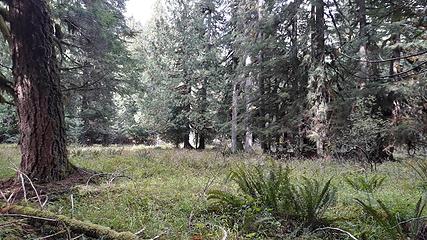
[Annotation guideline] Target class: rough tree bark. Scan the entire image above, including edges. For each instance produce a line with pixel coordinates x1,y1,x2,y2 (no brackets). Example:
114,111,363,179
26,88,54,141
10,0,75,182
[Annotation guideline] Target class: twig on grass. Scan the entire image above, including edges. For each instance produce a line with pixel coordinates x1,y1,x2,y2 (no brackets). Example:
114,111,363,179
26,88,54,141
34,230,67,240
70,234,84,240
396,216,427,226
11,167,46,208
19,173,27,201
86,172,133,186
70,194,75,218
134,227,145,236
107,175,133,185
0,190,14,204
0,219,26,228
0,213,58,222
314,227,359,240
147,229,169,240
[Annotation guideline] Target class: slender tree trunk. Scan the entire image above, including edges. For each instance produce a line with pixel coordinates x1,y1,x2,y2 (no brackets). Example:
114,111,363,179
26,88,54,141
308,0,328,158
389,11,402,78
80,92,92,145
231,81,239,153
198,78,207,150
389,33,401,78
183,76,193,149
231,55,240,153
356,0,369,87
257,0,269,153
244,56,254,153
243,0,265,153
198,134,206,150
183,132,193,149
10,0,74,182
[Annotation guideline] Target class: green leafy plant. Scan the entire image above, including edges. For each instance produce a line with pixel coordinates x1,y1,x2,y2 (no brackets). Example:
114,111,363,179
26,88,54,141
356,195,427,239
408,195,427,239
408,161,427,188
291,177,336,226
345,174,386,194
208,163,294,216
208,163,337,236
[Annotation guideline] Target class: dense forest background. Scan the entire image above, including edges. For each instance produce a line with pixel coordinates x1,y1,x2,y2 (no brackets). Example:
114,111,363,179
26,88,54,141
0,0,427,239
0,0,426,160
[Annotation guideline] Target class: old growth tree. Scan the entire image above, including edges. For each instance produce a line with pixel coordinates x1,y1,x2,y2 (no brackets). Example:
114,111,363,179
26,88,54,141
0,0,74,182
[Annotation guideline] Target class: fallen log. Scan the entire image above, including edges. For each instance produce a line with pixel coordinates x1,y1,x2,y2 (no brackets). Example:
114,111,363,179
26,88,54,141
0,204,138,240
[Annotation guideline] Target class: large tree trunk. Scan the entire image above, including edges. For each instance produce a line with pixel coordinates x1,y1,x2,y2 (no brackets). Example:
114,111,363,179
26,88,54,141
10,0,74,182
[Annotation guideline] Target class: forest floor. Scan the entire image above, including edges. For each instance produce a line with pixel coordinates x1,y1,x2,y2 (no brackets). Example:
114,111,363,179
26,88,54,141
0,144,426,239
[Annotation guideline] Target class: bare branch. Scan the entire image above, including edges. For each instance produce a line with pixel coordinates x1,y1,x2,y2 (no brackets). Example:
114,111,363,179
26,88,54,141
0,71,15,99
341,49,427,64
315,227,359,240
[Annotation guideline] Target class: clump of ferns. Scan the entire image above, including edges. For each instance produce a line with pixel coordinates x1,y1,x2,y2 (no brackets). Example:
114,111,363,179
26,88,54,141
345,174,386,194
345,173,386,204
356,195,427,239
208,163,337,237
407,160,427,190
345,173,427,239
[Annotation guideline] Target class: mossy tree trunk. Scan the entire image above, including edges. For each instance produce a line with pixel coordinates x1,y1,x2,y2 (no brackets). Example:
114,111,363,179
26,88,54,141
308,0,329,158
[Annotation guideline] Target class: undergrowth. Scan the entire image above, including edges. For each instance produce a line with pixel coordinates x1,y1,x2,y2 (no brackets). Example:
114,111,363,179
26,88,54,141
0,144,426,239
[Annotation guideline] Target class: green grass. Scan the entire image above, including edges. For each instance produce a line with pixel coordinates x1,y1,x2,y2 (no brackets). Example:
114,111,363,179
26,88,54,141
0,144,426,239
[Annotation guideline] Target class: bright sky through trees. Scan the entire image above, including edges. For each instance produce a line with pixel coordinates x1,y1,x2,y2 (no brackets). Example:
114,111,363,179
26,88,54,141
126,0,156,25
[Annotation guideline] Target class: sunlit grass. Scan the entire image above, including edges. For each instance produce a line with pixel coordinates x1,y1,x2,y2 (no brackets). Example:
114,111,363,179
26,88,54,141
0,144,425,239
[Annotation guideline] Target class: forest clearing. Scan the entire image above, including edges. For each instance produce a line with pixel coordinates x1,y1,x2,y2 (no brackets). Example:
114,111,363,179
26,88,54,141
0,0,426,239
1,144,426,239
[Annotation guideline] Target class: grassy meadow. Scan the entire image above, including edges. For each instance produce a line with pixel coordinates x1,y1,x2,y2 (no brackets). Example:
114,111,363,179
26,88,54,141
0,144,426,239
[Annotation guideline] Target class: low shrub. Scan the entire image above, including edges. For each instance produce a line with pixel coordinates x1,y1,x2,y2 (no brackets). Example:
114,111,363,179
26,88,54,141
356,195,427,239
208,163,337,237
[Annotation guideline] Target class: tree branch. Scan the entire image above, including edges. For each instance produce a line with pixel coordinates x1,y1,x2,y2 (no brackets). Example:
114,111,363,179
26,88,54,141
0,7,8,21
0,71,14,97
340,49,427,64
0,14,11,45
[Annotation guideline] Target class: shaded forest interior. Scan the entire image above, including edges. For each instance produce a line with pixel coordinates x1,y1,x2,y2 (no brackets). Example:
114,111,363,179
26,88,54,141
0,0,426,239
0,0,425,160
